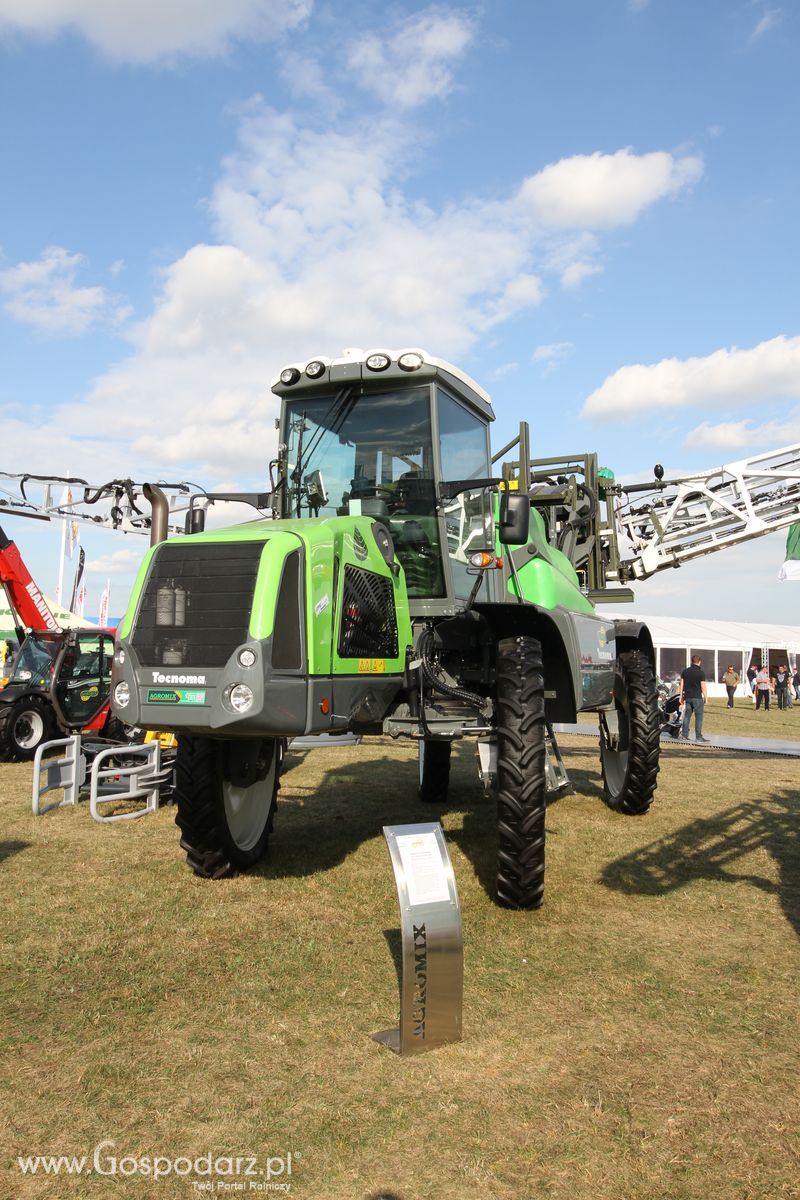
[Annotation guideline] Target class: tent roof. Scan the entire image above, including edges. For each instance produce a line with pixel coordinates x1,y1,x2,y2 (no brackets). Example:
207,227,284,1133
0,593,99,635
608,612,800,651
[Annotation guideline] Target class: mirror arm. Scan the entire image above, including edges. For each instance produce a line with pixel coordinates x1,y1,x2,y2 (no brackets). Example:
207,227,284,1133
437,477,503,503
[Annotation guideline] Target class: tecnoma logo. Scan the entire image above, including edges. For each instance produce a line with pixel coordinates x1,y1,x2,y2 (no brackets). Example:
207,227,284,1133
150,672,207,685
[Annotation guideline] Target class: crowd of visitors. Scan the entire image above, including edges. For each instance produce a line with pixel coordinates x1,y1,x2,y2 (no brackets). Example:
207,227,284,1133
666,657,798,745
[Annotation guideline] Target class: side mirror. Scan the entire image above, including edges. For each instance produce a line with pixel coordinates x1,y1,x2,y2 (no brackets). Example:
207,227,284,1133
498,491,530,546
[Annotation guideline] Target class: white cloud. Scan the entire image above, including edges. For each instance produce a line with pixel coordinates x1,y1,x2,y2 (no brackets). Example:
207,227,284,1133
0,0,311,64
533,341,575,373
346,8,475,110
582,335,800,419
750,8,782,42
520,148,703,229
685,409,800,451
15,96,702,478
85,548,146,574
560,260,602,289
490,362,519,380
0,245,130,335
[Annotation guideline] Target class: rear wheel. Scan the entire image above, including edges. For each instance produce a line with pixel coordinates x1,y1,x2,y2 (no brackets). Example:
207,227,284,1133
599,651,660,815
418,739,451,804
495,635,547,909
0,696,55,761
175,734,279,879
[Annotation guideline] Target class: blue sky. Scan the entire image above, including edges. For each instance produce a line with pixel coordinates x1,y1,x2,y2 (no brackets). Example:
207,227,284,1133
0,0,797,623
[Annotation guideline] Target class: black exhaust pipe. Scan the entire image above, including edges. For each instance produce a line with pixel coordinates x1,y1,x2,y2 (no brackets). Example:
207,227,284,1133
143,483,169,546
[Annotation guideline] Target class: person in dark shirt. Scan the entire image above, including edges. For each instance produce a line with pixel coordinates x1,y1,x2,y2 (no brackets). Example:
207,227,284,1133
774,665,790,709
680,655,708,741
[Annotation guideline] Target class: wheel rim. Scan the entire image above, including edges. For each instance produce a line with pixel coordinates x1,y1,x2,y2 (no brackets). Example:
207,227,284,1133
222,747,277,852
14,709,44,750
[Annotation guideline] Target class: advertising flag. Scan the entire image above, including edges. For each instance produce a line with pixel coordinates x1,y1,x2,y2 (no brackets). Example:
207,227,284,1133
98,580,111,627
69,547,85,613
778,523,800,581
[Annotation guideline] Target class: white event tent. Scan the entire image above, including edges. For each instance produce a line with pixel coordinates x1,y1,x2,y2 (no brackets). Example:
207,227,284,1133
610,613,800,696
0,594,99,640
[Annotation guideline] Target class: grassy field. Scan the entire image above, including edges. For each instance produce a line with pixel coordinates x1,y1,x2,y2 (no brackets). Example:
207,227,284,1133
1,731,798,1199
579,695,800,742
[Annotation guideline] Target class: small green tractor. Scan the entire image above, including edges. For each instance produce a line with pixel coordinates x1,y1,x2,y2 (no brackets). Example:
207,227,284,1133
110,349,660,908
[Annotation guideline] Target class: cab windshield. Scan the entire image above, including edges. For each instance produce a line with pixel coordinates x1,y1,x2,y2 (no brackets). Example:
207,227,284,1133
12,635,60,687
283,384,492,599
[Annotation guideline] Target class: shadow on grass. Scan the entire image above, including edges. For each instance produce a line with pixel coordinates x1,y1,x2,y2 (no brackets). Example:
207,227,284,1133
257,744,593,905
602,789,800,937
254,747,515,901
0,840,30,866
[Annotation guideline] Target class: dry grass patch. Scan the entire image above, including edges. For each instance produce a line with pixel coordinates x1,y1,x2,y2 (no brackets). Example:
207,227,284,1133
1,733,798,1199
579,696,800,742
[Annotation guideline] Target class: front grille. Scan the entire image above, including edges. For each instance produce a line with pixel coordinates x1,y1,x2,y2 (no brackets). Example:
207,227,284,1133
338,565,398,659
131,540,264,668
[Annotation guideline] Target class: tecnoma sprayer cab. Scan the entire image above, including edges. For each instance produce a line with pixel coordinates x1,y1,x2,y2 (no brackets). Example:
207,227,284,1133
110,348,662,908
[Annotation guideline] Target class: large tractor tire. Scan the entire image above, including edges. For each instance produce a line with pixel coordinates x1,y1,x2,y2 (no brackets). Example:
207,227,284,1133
175,734,280,879
418,739,452,804
495,635,547,910
599,650,660,815
0,695,55,761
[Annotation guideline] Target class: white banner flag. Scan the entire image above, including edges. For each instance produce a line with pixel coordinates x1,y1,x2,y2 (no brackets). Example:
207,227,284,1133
98,580,110,627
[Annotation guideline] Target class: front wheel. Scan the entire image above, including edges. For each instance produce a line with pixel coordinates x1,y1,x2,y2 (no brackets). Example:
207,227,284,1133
599,651,660,815
175,734,279,879
0,696,55,761
495,635,547,909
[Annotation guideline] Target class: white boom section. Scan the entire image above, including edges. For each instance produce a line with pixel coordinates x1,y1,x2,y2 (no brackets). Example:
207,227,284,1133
0,473,194,534
615,442,800,580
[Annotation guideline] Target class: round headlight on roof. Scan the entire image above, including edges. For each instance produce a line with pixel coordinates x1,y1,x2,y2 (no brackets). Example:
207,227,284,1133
366,353,391,372
398,352,424,372
305,360,326,379
280,367,301,385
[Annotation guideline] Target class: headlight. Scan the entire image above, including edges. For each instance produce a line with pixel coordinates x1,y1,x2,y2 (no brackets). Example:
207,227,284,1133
228,684,254,714
366,353,391,371
398,352,424,371
305,360,326,379
114,681,131,708
115,650,125,666
280,367,301,385
237,648,257,668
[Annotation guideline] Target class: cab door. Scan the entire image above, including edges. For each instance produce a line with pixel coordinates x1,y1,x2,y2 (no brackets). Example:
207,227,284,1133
50,631,114,730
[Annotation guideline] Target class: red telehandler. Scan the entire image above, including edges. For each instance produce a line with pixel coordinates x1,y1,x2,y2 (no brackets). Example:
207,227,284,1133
0,524,119,759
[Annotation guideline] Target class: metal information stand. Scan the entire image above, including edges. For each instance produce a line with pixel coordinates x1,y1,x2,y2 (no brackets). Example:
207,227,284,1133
373,822,463,1055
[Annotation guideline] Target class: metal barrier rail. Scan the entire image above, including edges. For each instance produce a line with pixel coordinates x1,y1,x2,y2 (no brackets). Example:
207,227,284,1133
32,734,84,815
89,742,167,823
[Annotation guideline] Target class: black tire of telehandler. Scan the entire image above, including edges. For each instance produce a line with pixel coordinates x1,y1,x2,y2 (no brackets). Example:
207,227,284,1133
418,739,452,804
495,635,547,910
0,696,55,761
174,733,279,879
599,650,660,815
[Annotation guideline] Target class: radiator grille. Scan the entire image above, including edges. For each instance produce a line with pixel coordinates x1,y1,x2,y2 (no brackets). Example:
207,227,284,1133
131,540,264,668
337,565,398,659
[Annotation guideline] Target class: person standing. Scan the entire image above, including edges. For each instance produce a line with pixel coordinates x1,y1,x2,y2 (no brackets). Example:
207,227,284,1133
722,664,740,708
680,655,709,741
774,664,790,710
746,661,758,703
754,664,771,710
793,666,800,703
